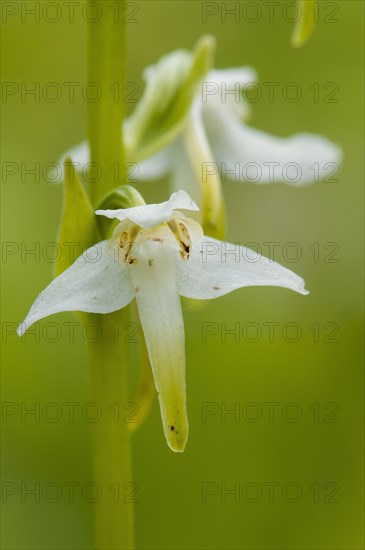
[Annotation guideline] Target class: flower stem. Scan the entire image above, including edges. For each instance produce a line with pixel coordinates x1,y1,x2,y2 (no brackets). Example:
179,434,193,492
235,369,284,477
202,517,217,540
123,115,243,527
87,0,126,204
87,3,132,545
88,312,134,550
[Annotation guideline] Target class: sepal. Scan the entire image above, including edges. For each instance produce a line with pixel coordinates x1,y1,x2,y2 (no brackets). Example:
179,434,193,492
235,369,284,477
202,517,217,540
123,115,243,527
124,35,216,162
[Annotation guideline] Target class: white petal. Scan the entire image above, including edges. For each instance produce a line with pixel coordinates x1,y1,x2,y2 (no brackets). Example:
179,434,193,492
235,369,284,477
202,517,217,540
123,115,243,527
184,99,218,184
177,237,309,299
50,141,90,183
53,128,173,184
96,190,198,230
204,67,257,120
134,144,173,181
131,241,188,452
173,214,204,248
207,67,258,87
62,140,90,165
170,137,202,204
204,105,342,186
182,100,225,234
17,241,134,336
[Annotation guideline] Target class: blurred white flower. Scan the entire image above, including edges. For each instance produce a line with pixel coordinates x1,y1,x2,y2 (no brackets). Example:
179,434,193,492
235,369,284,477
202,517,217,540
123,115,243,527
135,66,342,193
60,66,341,190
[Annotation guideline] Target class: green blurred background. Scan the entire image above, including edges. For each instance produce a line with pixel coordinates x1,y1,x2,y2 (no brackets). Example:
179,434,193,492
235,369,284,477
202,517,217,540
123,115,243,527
1,1,364,548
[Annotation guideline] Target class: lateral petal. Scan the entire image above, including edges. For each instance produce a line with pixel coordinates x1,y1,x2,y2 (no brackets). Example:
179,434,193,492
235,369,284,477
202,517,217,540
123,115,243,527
17,241,134,335
204,105,342,186
177,237,309,299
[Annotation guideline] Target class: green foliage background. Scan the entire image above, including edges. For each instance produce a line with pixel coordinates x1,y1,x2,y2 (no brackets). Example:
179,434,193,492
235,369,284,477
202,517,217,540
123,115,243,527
1,1,364,548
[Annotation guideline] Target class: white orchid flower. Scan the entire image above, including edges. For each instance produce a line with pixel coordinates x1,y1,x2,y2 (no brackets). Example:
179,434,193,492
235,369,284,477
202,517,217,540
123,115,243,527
18,190,309,452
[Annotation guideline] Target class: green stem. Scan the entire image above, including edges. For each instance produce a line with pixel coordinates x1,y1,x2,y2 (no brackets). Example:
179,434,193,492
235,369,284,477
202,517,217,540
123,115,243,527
87,0,126,204
88,312,134,550
87,2,133,547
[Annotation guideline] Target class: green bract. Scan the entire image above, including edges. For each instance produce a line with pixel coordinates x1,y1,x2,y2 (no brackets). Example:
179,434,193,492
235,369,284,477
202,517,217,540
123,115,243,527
124,34,215,162
292,0,317,47
55,158,100,276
